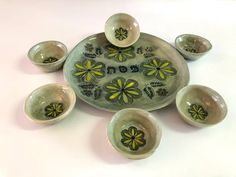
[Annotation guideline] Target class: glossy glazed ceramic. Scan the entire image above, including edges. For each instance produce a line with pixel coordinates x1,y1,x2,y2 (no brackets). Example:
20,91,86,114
24,83,76,125
107,108,162,159
28,41,68,72
105,13,140,48
63,32,189,112
176,85,227,127
175,34,212,60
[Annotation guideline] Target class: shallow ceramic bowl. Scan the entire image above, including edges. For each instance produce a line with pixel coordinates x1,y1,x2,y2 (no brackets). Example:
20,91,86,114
28,41,67,72
107,108,162,159
105,13,140,47
24,83,76,125
175,34,212,60
176,85,227,127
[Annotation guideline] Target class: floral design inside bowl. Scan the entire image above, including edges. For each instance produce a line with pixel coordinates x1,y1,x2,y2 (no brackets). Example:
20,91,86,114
24,83,76,125
28,41,67,72
175,34,212,60
107,108,162,159
176,85,227,127
105,13,140,48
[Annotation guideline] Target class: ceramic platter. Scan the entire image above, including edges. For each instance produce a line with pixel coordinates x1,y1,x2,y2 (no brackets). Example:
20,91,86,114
64,32,189,112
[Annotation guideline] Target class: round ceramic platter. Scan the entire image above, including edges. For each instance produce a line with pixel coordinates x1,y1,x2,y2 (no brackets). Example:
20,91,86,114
64,32,189,112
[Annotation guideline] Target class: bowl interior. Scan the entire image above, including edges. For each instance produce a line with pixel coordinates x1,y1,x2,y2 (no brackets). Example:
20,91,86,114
105,13,140,47
176,35,212,54
176,86,227,125
25,84,74,121
28,41,67,64
108,109,161,159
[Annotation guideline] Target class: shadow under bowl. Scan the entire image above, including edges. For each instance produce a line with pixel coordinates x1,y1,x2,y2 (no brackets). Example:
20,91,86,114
175,34,212,60
24,83,76,125
176,85,227,127
107,108,162,160
28,41,67,72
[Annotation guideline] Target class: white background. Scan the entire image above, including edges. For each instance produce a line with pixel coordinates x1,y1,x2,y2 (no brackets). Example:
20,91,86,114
0,0,235,177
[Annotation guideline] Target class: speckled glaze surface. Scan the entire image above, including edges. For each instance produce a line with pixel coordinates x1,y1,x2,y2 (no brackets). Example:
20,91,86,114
24,83,76,125
107,108,162,160
176,85,227,127
28,41,68,72
175,34,212,60
105,13,140,48
63,32,189,112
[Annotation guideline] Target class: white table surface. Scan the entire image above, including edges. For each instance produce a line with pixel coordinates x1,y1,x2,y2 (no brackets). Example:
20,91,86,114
0,0,236,177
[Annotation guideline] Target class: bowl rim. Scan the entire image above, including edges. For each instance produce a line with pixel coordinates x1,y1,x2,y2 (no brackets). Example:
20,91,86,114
175,34,212,55
24,83,76,124
107,108,162,159
27,40,68,66
176,84,228,127
105,13,140,48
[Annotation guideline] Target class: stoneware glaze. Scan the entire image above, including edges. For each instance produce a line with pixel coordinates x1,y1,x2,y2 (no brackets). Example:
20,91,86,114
63,32,189,112
24,83,76,125
175,34,212,60
28,41,68,72
107,108,162,159
105,13,140,48
176,85,227,127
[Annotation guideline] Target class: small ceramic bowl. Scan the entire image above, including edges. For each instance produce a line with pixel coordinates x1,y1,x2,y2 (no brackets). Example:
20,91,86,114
107,108,162,160
28,41,67,72
24,83,76,125
105,13,140,48
176,85,227,127
175,34,212,60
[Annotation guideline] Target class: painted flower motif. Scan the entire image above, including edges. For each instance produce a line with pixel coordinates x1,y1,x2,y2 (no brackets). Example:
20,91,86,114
105,45,135,62
44,102,63,118
85,43,94,52
156,88,168,96
43,57,58,63
142,58,177,80
115,27,128,41
188,104,208,121
74,59,105,82
121,126,146,151
104,77,141,104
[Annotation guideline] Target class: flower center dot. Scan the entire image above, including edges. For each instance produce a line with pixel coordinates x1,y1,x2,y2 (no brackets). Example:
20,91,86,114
131,136,136,140
87,69,91,72
156,67,160,71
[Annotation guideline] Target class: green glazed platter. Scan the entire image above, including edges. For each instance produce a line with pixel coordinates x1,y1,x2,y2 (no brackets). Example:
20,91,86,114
63,32,189,112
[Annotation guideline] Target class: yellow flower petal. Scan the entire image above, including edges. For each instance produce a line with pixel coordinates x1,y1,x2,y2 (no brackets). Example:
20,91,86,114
158,71,166,80
122,92,129,103
75,63,85,70
152,59,159,67
85,60,92,69
108,52,118,57
92,64,103,69
123,139,132,144
118,54,123,61
117,79,123,87
147,69,157,76
106,85,119,90
109,92,120,100
131,141,137,150
126,90,140,96
107,46,117,52
143,64,154,69
135,139,145,145
85,72,92,82
160,61,170,68
92,70,103,76
74,71,86,76
125,82,135,89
